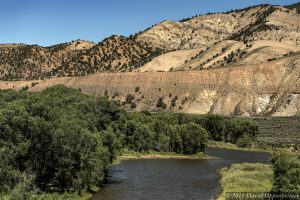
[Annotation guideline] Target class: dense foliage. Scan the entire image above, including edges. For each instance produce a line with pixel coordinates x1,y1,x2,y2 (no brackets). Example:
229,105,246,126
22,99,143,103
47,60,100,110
0,86,258,198
193,115,258,147
271,149,300,193
0,86,119,198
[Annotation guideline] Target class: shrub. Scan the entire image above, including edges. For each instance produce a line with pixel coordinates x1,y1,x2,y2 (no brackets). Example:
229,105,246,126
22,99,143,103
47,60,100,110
236,133,254,147
31,82,38,87
131,102,137,109
126,94,135,104
156,97,167,109
271,149,300,193
171,98,177,107
135,86,140,92
181,96,188,105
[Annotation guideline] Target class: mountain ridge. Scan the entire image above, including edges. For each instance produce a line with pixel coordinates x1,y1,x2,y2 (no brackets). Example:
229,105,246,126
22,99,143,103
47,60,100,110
0,4,299,80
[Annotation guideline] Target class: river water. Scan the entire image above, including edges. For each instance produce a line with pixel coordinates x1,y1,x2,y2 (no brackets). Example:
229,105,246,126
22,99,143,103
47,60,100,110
91,148,270,200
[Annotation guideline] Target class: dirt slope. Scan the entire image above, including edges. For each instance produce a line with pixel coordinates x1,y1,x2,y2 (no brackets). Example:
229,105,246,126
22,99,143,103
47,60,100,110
2,53,299,117
138,40,300,72
136,5,300,51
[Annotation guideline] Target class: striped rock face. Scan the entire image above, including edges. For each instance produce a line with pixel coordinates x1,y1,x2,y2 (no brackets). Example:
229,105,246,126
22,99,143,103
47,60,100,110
1,53,299,117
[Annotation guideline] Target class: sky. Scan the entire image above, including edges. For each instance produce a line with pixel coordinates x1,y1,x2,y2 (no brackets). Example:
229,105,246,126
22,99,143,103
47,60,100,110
0,0,299,46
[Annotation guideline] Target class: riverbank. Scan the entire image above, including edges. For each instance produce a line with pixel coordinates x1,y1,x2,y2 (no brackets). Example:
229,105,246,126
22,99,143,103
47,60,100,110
1,190,94,200
116,149,216,160
218,163,273,200
208,141,270,153
92,148,271,200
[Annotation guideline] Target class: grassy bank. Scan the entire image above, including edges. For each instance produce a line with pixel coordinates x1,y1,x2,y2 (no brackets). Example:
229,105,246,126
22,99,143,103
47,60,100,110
208,141,270,153
0,191,93,200
218,163,273,200
117,149,216,160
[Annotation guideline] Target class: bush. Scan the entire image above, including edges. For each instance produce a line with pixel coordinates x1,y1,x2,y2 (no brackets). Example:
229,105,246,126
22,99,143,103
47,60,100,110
181,96,188,105
224,118,258,144
171,98,177,107
156,97,167,109
236,133,255,148
271,149,300,193
135,86,140,92
131,102,137,109
125,93,135,103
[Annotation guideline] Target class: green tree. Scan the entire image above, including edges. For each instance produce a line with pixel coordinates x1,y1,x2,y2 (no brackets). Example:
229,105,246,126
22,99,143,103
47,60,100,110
181,123,208,154
168,125,183,154
133,124,155,152
203,115,225,141
236,133,254,148
271,149,300,193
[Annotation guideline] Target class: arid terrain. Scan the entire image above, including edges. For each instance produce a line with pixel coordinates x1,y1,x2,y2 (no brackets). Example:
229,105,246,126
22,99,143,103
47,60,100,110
1,52,299,116
1,4,300,116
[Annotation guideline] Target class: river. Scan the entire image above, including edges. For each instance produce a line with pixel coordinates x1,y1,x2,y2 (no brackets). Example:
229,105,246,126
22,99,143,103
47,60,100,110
91,148,270,200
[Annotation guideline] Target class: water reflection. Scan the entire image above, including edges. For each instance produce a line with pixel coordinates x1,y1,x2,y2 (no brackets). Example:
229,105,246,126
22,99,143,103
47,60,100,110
91,148,270,200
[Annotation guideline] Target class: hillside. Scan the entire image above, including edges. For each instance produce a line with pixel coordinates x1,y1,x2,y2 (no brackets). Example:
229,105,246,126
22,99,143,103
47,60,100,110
2,52,300,117
0,36,162,80
138,40,300,72
136,4,300,72
285,2,300,13
136,5,300,51
0,44,60,80
48,39,96,52
0,4,300,80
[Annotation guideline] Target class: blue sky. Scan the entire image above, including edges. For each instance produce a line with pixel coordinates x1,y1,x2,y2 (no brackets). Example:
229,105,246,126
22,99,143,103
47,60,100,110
0,0,299,46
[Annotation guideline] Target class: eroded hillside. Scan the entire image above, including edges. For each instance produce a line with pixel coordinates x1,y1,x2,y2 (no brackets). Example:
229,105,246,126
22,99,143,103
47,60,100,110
138,40,300,72
2,53,300,117
136,5,300,51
